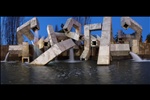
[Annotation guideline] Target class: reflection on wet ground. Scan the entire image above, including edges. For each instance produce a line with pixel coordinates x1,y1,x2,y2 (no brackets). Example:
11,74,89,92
1,59,150,84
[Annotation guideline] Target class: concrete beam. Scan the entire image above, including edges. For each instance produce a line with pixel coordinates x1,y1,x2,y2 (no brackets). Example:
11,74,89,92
17,17,40,45
30,39,76,65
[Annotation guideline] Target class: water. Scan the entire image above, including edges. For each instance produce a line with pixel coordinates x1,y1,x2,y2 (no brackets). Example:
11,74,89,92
33,45,42,59
54,47,82,63
31,30,43,60
1,52,10,62
129,52,150,62
69,47,74,61
1,59,150,84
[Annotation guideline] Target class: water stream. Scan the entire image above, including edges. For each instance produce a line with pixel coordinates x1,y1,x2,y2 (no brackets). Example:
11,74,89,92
129,52,150,62
1,52,10,62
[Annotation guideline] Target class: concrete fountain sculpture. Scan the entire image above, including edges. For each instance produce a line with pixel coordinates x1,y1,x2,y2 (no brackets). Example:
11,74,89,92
6,16,150,66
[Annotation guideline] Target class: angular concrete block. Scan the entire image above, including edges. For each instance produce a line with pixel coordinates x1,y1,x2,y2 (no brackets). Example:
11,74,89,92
30,17,40,31
132,39,139,54
22,42,29,57
51,45,62,55
47,25,58,46
80,23,102,61
110,44,130,56
97,46,110,65
88,23,102,30
97,17,112,65
63,18,81,33
110,44,130,51
9,45,23,56
30,39,75,65
9,45,23,51
121,17,142,41
61,39,76,50
80,48,91,60
17,32,23,45
17,17,40,45
63,18,81,40
37,37,44,49
65,32,80,41
84,38,91,48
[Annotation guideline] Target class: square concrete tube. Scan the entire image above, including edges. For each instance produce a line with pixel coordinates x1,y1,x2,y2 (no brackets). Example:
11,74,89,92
63,18,81,41
121,17,142,41
30,39,76,65
80,23,102,60
17,17,40,45
17,17,40,32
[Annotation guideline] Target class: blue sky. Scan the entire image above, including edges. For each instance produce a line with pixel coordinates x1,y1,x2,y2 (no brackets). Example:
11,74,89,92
2,16,150,44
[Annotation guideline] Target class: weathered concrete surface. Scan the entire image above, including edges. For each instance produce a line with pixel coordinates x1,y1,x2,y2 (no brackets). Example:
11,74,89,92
17,17,40,45
30,39,76,65
121,17,142,41
97,46,110,65
97,17,112,65
110,44,130,56
9,45,23,56
139,43,150,55
47,25,58,46
37,37,44,49
80,25,91,60
132,39,139,54
22,42,29,57
55,32,68,41
80,23,102,60
144,43,150,55
91,35,99,47
63,18,81,41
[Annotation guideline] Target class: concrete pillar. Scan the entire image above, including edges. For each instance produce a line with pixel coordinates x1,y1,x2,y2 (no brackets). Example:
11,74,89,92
132,39,139,54
22,42,29,57
97,17,112,65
